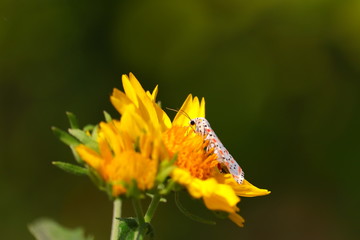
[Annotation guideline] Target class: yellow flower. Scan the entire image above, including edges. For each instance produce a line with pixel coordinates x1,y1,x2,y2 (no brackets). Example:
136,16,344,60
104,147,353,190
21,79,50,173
75,73,175,197
76,110,168,197
163,94,270,227
163,125,244,226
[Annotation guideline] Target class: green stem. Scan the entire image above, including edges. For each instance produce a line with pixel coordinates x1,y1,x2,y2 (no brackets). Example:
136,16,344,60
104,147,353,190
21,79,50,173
110,198,122,240
132,199,145,226
144,194,161,223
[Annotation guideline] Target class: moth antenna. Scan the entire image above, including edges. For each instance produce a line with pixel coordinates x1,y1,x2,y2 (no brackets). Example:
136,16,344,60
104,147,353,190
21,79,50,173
180,109,192,120
165,107,179,113
165,107,191,120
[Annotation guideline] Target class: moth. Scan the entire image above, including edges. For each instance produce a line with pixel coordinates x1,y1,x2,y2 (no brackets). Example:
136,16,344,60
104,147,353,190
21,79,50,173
189,117,245,184
168,108,245,184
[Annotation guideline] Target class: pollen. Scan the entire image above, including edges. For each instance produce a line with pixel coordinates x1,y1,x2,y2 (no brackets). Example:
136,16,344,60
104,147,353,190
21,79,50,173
162,126,218,180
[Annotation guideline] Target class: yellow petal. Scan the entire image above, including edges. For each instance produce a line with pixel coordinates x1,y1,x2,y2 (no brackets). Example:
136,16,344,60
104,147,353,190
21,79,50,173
110,88,133,115
187,96,200,120
145,85,158,101
99,121,124,156
119,109,150,138
213,171,271,197
155,104,172,130
234,179,271,197
199,97,205,118
151,85,158,100
137,96,161,131
172,168,240,213
122,74,139,107
172,94,206,127
173,94,193,126
228,212,245,227
171,168,193,185
76,145,102,169
129,72,146,95
201,181,239,213
126,74,161,131
97,133,113,164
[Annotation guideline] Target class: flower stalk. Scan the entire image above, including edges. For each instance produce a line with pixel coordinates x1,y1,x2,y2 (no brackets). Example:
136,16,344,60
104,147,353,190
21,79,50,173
132,199,145,226
144,194,161,223
110,198,122,240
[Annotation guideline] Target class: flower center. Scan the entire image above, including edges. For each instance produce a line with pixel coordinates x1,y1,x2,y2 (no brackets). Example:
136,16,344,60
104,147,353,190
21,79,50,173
162,126,218,180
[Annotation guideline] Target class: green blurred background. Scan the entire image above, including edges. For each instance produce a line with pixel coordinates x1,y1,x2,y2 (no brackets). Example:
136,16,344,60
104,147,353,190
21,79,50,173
1,0,359,239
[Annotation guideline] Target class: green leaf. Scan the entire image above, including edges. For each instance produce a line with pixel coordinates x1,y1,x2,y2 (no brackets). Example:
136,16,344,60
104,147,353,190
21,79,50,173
117,218,154,240
52,161,89,176
66,112,79,129
52,127,80,146
103,111,112,122
136,223,154,240
68,129,98,151
174,192,216,225
118,218,138,240
28,218,94,240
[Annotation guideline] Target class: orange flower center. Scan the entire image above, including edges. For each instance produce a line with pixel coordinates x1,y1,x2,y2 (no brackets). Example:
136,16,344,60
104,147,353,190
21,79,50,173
162,126,218,180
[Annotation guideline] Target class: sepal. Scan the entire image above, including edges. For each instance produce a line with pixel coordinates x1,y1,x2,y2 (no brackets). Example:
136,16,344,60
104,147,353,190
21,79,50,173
155,153,177,184
124,179,143,199
51,127,80,146
104,110,113,122
52,161,89,176
87,168,113,197
68,129,99,152
66,112,79,129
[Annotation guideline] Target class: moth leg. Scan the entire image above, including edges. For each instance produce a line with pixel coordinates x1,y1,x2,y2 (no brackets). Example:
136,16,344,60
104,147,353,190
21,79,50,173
217,163,230,174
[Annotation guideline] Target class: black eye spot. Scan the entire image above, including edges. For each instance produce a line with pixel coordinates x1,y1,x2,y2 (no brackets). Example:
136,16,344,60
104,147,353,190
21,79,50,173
190,120,195,125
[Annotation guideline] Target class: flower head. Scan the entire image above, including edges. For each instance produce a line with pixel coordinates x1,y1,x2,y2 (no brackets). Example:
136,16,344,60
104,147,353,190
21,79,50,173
163,94,270,226
76,110,168,197
76,73,173,197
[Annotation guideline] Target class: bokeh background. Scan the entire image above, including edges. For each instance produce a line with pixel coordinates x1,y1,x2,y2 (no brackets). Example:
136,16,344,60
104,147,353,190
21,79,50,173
1,0,360,239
